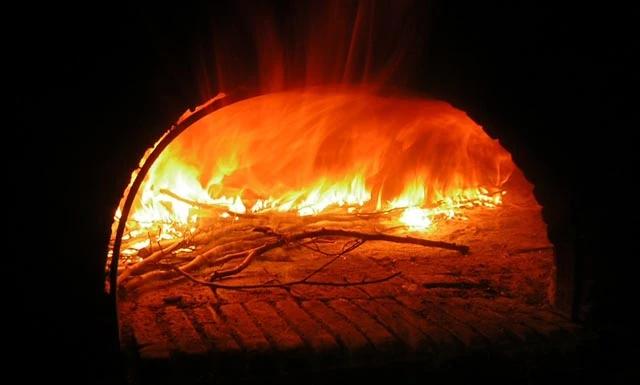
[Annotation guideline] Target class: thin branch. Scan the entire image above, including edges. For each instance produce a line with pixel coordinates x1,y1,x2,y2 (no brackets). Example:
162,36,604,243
192,235,276,267
299,240,335,256
209,227,467,281
117,239,183,285
301,239,365,282
170,265,401,290
159,188,257,218
254,227,469,254
160,189,408,224
209,240,285,280
159,188,219,209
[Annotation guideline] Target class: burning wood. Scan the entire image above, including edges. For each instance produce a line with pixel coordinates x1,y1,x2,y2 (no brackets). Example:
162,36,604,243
108,90,519,292
115,199,469,292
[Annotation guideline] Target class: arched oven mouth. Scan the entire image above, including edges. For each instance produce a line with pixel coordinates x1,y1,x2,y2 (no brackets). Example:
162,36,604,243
104,87,581,383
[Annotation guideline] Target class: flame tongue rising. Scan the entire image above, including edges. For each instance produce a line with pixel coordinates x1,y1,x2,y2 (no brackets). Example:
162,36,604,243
124,89,513,237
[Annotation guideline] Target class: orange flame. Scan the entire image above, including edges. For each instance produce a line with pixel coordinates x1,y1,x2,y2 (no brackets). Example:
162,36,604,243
122,88,513,237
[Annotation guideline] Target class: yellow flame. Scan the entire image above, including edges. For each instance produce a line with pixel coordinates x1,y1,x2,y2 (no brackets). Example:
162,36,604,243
388,178,426,209
399,207,432,230
296,175,370,216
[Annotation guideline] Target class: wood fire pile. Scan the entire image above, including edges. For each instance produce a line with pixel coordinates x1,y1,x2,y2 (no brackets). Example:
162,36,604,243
111,190,471,294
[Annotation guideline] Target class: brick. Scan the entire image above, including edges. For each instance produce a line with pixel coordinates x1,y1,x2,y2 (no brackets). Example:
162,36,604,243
377,298,457,349
469,303,534,343
433,298,513,345
191,305,242,354
243,301,305,352
301,300,371,354
161,306,208,355
488,298,569,340
353,299,427,353
219,303,270,352
129,307,171,360
396,295,485,348
327,299,399,354
274,300,338,353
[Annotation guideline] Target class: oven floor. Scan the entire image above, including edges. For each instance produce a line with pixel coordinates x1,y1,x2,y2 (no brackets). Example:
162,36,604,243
119,270,592,385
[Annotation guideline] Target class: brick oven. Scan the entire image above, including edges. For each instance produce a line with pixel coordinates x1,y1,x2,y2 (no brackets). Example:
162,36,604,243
21,1,635,385
107,89,588,384
98,3,602,384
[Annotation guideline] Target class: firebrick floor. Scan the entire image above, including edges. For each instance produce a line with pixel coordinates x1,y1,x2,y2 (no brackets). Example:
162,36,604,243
119,270,591,384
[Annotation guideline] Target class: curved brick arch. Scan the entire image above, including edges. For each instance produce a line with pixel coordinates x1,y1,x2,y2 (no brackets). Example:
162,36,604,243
104,88,575,319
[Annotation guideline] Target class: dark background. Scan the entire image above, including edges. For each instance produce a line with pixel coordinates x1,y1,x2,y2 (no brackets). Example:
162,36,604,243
11,1,637,384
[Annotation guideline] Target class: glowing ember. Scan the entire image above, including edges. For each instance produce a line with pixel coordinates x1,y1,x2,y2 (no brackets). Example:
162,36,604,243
112,89,515,258
399,207,432,230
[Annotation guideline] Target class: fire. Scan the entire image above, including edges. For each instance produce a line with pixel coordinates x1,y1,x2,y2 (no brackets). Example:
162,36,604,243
399,207,432,231
115,89,514,250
